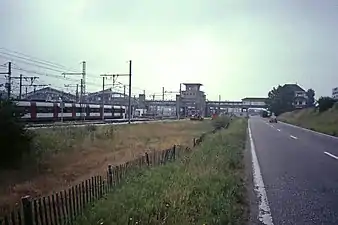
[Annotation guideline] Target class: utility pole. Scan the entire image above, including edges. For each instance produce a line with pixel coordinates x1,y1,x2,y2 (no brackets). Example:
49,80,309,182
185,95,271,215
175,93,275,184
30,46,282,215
82,61,86,96
100,60,132,124
218,95,221,115
19,74,22,99
101,77,105,121
162,87,165,117
178,83,182,119
12,75,39,99
128,60,132,124
0,62,11,99
62,61,86,121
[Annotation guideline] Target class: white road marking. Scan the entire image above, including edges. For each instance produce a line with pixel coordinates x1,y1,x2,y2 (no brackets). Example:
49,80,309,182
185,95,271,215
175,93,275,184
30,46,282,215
248,123,274,225
279,121,338,140
290,135,298,140
324,151,338,160
277,129,281,132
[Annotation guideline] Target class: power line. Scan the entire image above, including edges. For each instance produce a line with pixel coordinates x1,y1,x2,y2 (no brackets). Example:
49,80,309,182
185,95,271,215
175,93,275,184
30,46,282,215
0,53,72,73
0,47,78,71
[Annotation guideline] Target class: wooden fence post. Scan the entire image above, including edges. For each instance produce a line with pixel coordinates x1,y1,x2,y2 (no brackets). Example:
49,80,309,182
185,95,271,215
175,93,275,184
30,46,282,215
22,196,33,225
108,165,113,187
145,152,150,166
173,145,176,161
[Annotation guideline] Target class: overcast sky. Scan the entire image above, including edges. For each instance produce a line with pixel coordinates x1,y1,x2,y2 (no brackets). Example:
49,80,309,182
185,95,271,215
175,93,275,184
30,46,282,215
1,0,338,101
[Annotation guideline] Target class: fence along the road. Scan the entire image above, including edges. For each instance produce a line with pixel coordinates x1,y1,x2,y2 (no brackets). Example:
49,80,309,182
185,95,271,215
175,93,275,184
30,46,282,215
0,122,230,225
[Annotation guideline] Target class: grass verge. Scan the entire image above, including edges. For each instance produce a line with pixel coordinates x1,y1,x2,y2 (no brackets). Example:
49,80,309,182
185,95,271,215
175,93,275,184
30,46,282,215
75,118,248,225
0,120,211,215
278,107,338,136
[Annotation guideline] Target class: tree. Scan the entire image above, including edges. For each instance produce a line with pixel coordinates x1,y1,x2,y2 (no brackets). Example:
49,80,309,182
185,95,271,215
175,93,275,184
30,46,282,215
317,96,336,112
306,88,315,107
0,100,33,169
266,85,295,116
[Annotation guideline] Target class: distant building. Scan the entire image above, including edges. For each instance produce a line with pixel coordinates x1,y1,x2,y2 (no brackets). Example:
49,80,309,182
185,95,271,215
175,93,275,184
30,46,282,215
332,87,338,100
22,87,77,102
241,97,267,107
85,88,138,106
282,84,308,109
180,83,206,116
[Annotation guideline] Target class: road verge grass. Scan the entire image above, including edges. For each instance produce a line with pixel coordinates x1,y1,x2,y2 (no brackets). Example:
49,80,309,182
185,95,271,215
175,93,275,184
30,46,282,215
278,108,338,136
75,118,248,225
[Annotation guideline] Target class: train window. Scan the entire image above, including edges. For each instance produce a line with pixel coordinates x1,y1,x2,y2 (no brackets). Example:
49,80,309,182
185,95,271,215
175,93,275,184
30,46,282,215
64,107,73,114
76,106,84,113
16,106,31,115
104,108,111,113
114,108,123,114
90,107,101,113
36,106,54,114
57,106,73,114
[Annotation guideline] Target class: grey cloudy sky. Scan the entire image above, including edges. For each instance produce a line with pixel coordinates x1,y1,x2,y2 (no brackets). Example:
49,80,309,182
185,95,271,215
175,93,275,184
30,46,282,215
0,0,338,100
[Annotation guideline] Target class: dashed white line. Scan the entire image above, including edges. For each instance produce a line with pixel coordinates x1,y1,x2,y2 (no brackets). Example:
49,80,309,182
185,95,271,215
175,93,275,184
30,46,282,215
324,151,338,160
290,135,298,140
248,123,274,225
277,129,281,132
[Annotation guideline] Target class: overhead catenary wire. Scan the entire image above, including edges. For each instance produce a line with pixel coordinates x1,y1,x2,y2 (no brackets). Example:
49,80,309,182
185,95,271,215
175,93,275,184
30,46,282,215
0,49,158,99
0,47,79,72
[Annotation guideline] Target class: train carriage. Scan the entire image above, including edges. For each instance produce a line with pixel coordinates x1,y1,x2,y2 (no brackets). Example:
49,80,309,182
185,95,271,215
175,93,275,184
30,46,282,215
14,100,126,123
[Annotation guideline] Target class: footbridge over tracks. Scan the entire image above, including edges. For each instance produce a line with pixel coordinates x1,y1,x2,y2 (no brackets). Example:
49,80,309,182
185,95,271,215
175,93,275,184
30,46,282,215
143,97,267,117
144,97,267,109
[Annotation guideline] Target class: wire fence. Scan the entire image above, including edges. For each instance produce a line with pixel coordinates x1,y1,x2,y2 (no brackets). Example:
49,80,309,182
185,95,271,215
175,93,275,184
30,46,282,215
0,122,230,225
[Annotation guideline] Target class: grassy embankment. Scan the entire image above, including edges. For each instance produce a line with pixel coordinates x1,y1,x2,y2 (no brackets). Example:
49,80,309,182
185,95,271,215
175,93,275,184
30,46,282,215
75,118,248,225
0,120,211,214
278,106,338,136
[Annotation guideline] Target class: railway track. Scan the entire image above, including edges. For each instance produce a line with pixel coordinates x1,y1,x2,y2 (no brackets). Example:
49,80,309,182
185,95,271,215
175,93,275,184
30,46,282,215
26,118,183,130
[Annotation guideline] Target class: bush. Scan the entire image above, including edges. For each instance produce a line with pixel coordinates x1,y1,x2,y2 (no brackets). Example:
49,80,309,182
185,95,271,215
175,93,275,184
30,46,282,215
0,100,33,169
317,96,336,112
211,115,230,130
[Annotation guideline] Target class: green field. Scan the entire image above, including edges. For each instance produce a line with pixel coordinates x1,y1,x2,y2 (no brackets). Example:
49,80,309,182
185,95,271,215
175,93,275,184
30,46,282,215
75,118,248,225
278,107,338,136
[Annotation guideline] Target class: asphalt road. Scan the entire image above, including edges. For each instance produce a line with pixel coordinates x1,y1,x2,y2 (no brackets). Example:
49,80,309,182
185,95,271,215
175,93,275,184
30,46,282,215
248,116,338,225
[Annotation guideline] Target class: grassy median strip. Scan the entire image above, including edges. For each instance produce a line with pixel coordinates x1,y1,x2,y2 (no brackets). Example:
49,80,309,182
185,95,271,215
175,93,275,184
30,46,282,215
75,118,248,225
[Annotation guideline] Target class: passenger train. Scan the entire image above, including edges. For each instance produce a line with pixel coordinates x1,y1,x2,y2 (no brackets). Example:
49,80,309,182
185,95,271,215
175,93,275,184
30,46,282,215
14,101,126,123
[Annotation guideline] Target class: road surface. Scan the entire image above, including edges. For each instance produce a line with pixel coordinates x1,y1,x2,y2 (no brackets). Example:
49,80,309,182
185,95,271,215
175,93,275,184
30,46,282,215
248,116,338,225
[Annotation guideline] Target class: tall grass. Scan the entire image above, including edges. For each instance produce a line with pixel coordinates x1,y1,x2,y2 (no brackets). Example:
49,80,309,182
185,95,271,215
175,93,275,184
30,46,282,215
279,107,338,136
74,118,248,225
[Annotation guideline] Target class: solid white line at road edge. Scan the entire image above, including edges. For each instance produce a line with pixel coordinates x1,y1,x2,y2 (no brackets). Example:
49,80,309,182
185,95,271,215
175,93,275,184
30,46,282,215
324,151,338,160
248,123,274,225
